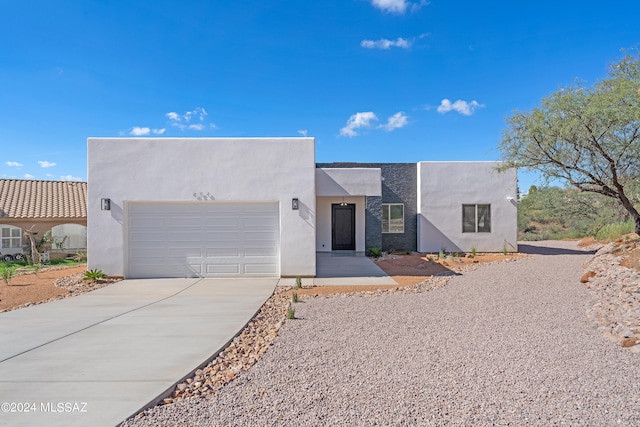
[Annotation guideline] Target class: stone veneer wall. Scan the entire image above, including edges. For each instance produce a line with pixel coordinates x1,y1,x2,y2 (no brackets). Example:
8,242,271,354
317,163,417,252
365,196,382,251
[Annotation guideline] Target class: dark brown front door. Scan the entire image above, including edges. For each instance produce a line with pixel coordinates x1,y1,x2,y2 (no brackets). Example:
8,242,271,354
332,204,355,250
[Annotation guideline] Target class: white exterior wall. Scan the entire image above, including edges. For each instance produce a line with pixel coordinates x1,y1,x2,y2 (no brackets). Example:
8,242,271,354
417,162,517,253
315,196,366,252
315,168,382,196
87,138,317,277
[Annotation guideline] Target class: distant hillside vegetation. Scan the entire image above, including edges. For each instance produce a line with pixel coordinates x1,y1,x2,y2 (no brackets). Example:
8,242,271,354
518,185,636,241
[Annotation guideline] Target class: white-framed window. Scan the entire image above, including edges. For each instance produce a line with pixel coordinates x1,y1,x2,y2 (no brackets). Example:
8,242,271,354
462,204,491,233
382,204,404,233
0,225,22,249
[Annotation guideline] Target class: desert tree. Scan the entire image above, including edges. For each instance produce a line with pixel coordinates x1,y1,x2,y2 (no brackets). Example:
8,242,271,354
499,50,640,233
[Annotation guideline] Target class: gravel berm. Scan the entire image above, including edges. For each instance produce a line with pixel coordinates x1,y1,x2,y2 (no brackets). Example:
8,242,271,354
123,241,640,426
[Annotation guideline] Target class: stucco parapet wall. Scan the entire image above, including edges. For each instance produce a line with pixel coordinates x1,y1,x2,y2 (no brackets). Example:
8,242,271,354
315,168,382,197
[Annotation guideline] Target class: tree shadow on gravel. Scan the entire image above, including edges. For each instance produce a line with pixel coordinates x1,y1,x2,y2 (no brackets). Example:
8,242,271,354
518,244,598,256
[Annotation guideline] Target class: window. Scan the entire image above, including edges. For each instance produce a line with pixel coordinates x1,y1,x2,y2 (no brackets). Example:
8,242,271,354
462,204,491,233
1,226,22,249
382,204,404,233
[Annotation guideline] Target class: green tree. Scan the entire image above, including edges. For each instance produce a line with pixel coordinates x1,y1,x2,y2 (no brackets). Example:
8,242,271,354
499,50,640,233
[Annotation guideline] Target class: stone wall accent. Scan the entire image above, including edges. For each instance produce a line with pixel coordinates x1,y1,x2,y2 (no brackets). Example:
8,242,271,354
365,196,382,251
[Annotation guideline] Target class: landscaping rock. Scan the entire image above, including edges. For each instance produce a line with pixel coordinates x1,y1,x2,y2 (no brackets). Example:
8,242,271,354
582,243,640,351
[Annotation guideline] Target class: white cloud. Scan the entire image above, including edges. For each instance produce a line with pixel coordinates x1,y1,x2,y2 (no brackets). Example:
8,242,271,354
130,126,151,136
6,161,22,167
166,107,212,131
130,127,165,136
437,99,484,116
24,174,36,179
60,175,83,182
46,173,54,177
370,0,426,14
38,160,56,168
298,130,308,137
379,112,409,131
361,33,428,50
340,112,378,137
361,37,410,50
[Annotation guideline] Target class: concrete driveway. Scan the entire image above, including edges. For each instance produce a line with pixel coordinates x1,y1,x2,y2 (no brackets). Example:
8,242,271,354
0,278,277,427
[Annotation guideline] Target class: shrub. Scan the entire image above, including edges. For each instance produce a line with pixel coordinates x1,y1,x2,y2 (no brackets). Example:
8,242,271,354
32,263,42,277
295,276,302,288
287,306,296,319
73,252,87,262
595,220,635,241
368,247,382,258
292,291,299,303
1,264,15,285
84,269,106,282
470,246,477,258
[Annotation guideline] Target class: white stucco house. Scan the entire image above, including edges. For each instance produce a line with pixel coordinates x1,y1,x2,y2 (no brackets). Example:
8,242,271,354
87,137,517,278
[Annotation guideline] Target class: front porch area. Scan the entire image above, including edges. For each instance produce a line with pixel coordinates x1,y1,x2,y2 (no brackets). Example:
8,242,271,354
279,252,396,287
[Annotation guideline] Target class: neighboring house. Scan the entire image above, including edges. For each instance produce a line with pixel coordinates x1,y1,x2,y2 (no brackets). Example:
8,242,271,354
0,179,87,260
87,138,517,279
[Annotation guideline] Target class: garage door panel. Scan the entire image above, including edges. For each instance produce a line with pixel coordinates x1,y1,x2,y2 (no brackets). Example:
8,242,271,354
130,232,164,243
130,247,166,257
244,217,275,226
206,248,240,257
130,263,201,278
167,248,203,258
205,231,242,241
167,232,202,241
204,212,238,220
128,202,279,278
244,247,278,256
207,264,240,274
244,264,278,275
245,231,278,241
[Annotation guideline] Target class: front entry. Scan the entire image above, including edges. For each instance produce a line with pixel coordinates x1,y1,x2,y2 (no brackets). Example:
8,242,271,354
332,204,356,250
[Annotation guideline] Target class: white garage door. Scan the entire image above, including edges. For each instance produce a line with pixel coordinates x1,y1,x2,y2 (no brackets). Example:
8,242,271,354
127,202,279,278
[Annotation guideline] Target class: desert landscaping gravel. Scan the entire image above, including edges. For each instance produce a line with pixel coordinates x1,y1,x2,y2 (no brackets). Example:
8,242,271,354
125,241,640,426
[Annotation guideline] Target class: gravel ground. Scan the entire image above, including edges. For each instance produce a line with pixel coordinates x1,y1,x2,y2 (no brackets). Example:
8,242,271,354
124,240,640,426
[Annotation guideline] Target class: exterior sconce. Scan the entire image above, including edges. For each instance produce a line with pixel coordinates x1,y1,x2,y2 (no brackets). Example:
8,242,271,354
101,198,111,210
292,198,299,210
340,197,348,206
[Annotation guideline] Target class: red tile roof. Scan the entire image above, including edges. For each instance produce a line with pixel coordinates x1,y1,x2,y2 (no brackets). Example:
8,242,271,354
0,179,87,219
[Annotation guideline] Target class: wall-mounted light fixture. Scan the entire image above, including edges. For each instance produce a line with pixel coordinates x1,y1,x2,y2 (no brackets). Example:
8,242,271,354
340,197,348,206
101,198,111,211
292,198,299,210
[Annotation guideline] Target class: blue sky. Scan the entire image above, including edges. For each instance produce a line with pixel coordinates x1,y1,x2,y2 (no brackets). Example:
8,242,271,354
1,0,638,192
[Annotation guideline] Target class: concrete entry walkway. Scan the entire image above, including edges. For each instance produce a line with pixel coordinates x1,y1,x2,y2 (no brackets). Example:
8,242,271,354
0,278,277,427
313,252,397,286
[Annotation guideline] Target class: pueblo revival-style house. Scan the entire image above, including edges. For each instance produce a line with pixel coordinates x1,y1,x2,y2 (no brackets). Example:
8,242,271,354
87,138,517,278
